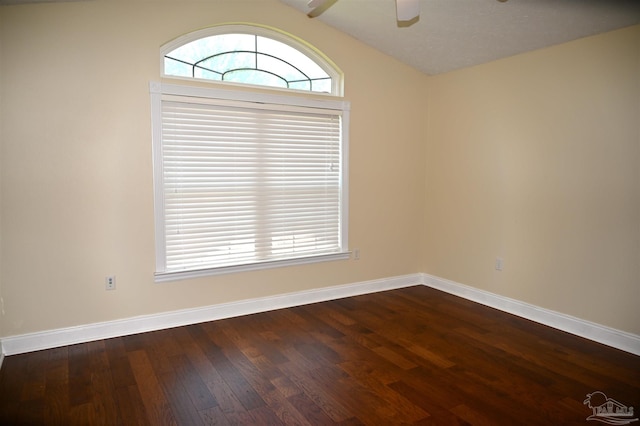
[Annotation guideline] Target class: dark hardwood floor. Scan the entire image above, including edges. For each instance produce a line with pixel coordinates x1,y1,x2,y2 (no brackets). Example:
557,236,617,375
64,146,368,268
1,285,638,425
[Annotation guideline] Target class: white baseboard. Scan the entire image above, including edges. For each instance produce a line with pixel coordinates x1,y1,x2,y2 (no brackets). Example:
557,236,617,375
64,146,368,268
420,273,640,356
1,272,638,358
0,273,421,357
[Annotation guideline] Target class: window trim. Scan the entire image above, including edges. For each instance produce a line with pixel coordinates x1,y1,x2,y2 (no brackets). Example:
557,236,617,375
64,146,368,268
160,23,344,96
150,81,350,282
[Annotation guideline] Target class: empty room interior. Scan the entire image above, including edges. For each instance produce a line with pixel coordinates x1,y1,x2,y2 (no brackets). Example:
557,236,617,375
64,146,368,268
0,0,639,424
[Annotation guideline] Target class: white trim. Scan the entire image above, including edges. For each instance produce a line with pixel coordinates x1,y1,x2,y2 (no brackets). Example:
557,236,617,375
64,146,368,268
155,252,351,282
150,83,166,273
420,273,640,356
0,342,4,370
152,81,350,112
0,274,421,356
150,81,351,281
340,106,350,252
1,273,638,357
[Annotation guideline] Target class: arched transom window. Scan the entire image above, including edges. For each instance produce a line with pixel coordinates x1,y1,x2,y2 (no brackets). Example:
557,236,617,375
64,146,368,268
161,25,342,95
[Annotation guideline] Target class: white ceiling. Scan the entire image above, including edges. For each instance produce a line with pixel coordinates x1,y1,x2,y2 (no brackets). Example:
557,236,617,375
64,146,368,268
278,0,640,75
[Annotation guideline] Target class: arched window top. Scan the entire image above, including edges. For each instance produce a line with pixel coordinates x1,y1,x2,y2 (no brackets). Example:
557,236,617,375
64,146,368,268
161,24,343,96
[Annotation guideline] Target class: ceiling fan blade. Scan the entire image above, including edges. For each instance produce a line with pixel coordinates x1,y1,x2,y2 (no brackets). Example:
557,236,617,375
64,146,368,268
308,0,327,8
396,0,420,21
307,0,338,18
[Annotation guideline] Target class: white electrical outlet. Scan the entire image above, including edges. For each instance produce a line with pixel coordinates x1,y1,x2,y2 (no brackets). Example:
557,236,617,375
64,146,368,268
495,257,504,271
353,249,360,260
105,276,116,290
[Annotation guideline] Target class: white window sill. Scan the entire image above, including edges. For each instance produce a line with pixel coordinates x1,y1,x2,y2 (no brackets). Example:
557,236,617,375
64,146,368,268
154,251,352,283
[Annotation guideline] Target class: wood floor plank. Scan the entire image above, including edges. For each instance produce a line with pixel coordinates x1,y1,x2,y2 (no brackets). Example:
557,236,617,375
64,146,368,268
337,360,429,423
107,353,141,391
0,286,638,425
278,359,354,423
113,384,152,426
159,367,205,426
198,405,231,426
86,340,122,425
127,349,178,426
286,391,334,425
43,346,71,426
388,379,469,425
68,343,94,408
168,353,218,412
198,322,267,412
225,315,291,366
186,324,257,425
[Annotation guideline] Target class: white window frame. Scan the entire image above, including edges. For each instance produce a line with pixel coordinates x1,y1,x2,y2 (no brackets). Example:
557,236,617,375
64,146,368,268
160,24,344,96
150,81,350,282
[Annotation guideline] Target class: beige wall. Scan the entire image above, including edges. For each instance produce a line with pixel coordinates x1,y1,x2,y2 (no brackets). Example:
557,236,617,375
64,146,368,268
423,25,640,334
0,0,428,337
1,0,638,340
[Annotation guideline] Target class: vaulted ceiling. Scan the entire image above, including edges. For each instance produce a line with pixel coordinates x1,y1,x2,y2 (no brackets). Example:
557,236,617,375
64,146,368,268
279,0,640,75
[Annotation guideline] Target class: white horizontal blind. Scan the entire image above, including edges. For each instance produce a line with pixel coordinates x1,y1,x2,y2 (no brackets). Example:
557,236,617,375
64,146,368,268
158,96,343,273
